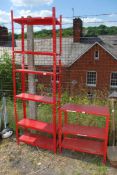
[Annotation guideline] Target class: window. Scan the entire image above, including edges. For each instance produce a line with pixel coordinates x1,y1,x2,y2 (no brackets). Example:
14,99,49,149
94,50,99,60
110,72,117,88
87,71,97,87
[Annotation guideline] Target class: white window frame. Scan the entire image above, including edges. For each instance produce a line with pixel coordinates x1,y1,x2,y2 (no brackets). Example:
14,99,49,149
110,72,117,88
86,71,97,87
94,50,99,60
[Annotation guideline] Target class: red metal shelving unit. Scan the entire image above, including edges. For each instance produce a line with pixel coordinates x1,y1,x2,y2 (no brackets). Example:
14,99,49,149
59,103,110,163
11,7,62,153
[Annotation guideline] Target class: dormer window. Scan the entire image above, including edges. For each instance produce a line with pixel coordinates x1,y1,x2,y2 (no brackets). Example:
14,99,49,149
94,50,99,60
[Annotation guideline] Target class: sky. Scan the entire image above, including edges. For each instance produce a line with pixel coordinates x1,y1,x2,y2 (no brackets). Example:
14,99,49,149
0,0,117,32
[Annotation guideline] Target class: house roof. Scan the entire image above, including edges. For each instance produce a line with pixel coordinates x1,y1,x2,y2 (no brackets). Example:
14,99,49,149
5,35,117,67
99,35,117,59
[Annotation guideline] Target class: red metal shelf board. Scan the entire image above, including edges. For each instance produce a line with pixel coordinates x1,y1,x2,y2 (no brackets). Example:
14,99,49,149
18,118,54,134
62,124,105,140
16,69,53,76
61,137,104,155
19,133,54,151
14,50,56,56
60,104,110,117
13,17,60,25
16,93,53,104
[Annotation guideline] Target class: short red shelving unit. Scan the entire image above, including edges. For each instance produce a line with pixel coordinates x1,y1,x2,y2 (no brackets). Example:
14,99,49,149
59,103,110,163
11,7,62,153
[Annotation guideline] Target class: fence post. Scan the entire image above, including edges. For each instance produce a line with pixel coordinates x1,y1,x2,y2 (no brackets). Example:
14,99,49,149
27,16,37,119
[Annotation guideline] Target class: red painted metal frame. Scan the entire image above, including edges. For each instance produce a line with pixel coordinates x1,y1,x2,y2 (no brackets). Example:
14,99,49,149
18,118,55,134
19,133,54,151
13,17,60,25
16,93,54,104
21,23,27,119
59,103,110,164
62,124,106,139
58,15,62,108
15,69,53,76
11,7,62,153
14,50,58,56
61,137,105,156
11,10,19,144
52,7,57,153
60,103,110,117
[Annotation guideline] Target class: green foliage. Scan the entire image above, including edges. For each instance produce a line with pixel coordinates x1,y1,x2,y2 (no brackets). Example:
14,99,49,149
85,25,117,36
92,164,107,175
62,28,73,37
61,91,108,127
35,29,52,38
13,25,117,39
37,83,45,94
0,52,13,95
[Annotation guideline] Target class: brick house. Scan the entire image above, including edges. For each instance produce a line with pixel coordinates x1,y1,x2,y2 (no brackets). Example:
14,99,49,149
15,18,117,97
64,18,117,96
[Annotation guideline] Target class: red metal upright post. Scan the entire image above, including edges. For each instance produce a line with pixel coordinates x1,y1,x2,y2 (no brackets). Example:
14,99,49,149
59,15,62,56
58,15,62,110
103,115,110,163
52,7,57,153
11,10,19,144
21,22,26,119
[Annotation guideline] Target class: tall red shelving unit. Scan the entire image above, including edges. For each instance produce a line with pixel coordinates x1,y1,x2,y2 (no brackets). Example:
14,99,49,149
11,7,62,153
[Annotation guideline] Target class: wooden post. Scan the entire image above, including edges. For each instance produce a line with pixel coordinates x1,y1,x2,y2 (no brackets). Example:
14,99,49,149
27,16,37,119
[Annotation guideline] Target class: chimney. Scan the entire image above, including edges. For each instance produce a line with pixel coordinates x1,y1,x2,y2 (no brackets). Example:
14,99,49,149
73,18,83,42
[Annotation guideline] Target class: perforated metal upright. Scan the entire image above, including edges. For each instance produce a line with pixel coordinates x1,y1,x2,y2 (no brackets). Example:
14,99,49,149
11,7,62,153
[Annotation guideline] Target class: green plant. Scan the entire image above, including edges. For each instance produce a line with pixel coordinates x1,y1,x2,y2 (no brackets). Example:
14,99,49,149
0,52,13,94
92,164,107,175
37,83,45,95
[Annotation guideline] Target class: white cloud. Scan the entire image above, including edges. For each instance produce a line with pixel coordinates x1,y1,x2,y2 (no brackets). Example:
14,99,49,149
62,18,72,28
11,0,53,7
62,17,104,28
62,18,72,24
14,9,52,33
82,17,117,27
0,10,10,24
83,17,102,23
39,10,52,17
16,9,52,17
0,8,52,33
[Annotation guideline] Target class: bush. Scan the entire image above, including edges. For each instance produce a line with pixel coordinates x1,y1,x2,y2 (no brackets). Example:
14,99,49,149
0,52,13,96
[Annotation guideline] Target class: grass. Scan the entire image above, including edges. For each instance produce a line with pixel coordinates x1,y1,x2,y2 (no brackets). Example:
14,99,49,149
0,94,116,174
0,92,116,145
0,95,108,128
